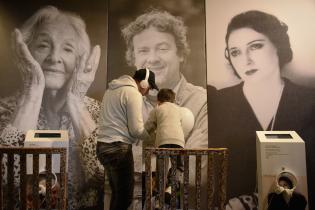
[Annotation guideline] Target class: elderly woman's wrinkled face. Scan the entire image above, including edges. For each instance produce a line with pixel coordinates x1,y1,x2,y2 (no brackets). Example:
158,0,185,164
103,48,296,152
29,20,78,90
227,28,280,84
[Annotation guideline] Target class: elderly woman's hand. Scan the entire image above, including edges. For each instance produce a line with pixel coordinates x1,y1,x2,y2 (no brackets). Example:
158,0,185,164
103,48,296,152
12,29,45,98
70,45,101,99
65,45,101,140
10,29,45,132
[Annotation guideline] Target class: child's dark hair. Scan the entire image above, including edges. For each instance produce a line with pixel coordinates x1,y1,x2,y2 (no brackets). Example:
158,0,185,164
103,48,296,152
278,176,293,189
157,89,175,103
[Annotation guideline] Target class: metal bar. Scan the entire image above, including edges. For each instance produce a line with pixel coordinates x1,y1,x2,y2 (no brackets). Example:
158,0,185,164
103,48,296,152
7,153,14,209
207,152,214,210
46,153,52,210
20,153,27,210
33,154,39,210
150,147,227,156
144,149,152,210
183,155,189,210
0,147,66,154
0,153,3,210
218,151,228,210
170,155,177,210
59,149,67,210
195,155,201,210
157,155,165,210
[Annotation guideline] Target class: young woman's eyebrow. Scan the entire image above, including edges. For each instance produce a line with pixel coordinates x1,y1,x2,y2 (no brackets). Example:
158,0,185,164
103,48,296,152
247,39,265,45
229,47,238,51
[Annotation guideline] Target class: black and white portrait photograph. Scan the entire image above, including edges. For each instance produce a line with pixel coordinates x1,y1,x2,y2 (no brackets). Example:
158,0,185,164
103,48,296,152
106,0,208,209
206,1,315,210
0,0,108,209
267,172,307,210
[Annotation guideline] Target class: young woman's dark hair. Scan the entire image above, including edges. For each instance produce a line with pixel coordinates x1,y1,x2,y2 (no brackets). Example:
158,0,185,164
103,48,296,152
278,176,293,189
225,10,293,78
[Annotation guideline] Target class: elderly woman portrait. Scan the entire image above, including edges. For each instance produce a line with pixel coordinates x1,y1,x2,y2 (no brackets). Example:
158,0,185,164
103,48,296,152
209,10,315,210
0,5,104,210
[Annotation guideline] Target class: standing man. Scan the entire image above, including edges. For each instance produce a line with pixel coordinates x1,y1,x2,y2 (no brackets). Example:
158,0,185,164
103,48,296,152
122,9,208,206
96,68,158,210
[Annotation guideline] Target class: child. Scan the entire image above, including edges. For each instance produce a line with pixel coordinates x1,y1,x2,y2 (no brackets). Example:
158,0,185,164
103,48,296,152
145,88,185,166
145,89,185,207
267,175,307,210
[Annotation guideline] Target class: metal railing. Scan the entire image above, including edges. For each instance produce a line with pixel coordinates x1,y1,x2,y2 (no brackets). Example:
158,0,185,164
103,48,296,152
0,147,67,210
144,147,228,210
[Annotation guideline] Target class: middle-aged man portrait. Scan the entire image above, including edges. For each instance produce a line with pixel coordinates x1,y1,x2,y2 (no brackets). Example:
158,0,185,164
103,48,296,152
107,0,208,209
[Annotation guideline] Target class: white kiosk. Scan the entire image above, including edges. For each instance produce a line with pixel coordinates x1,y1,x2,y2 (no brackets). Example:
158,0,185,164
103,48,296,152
256,131,308,210
24,130,69,174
